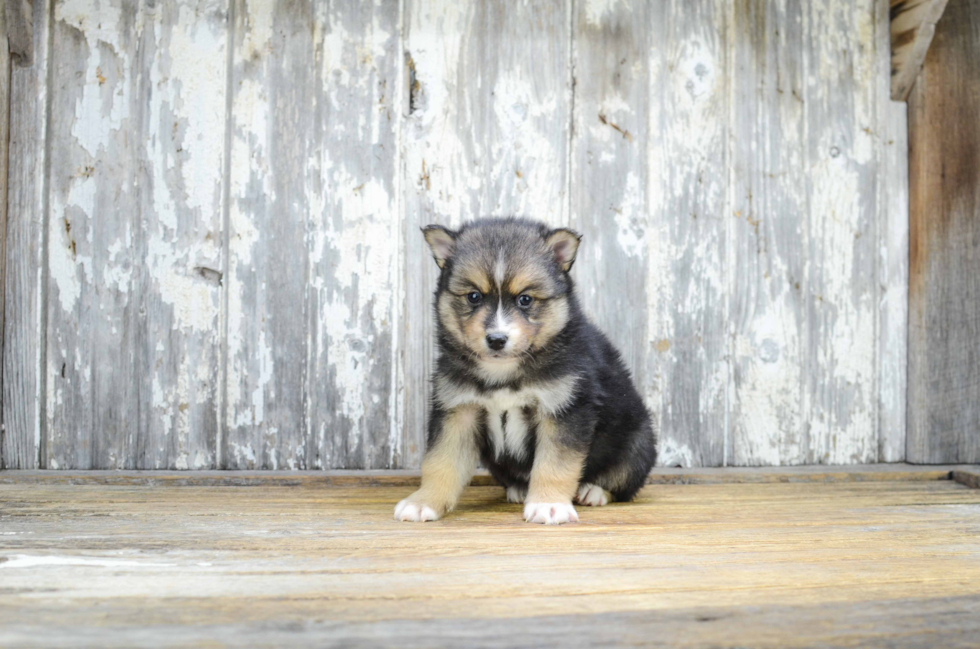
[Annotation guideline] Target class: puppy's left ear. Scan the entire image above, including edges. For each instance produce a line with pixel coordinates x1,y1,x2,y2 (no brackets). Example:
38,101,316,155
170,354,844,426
545,228,582,272
422,225,457,269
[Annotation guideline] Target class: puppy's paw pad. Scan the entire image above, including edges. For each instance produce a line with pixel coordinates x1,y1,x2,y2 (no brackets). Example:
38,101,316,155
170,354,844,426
505,486,528,504
394,499,441,522
523,502,579,525
575,483,611,507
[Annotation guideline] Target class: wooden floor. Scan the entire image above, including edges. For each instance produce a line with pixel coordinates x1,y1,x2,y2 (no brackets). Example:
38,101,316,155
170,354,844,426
2,466,980,648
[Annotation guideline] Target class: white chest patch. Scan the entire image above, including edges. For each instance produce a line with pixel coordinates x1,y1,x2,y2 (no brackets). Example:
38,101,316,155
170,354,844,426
434,374,580,460
486,406,529,461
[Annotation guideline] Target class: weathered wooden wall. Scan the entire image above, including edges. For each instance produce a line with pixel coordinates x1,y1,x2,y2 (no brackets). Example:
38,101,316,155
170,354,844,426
1,0,908,470
907,0,980,464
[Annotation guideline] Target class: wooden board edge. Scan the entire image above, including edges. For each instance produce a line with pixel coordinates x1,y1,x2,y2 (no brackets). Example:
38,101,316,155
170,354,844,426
951,470,980,490
0,464,972,488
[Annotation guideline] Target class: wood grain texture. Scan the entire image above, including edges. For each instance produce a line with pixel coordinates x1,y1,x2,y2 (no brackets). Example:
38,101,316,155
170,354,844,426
224,0,400,469
1,480,980,647
804,0,881,464
952,469,980,489
729,0,809,465
399,0,571,468
877,0,910,463
3,0,32,65
890,0,950,101
570,0,729,468
135,1,228,469
1,0,48,469
0,463,973,487
43,1,227,469
907,0,980,464
44,0,143,469
0,2,9,470
3,0,910,470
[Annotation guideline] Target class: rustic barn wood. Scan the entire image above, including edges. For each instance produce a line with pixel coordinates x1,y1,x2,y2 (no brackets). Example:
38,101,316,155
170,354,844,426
877,0,912,463
225,0,400,470
890,0,950,101
42,1,228,469
2,478,980,646
907,0,980,464
2,0,48,469
2,0,911,470
0,462,974,487
952,468,980,489
570,0,730,467
3,0,31,66
729,0,808,465
0,0,9,469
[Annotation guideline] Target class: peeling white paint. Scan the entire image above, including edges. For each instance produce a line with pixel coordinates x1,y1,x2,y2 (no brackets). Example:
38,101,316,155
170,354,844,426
658,438,695,468
582,0,622,26
28,0,902,471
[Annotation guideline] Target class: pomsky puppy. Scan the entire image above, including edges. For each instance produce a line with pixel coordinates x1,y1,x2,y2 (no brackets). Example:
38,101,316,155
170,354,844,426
394,218,657,525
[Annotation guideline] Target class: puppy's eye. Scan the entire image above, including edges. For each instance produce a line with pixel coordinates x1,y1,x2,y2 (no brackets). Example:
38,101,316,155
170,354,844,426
466,292,483,305
517,294,533,308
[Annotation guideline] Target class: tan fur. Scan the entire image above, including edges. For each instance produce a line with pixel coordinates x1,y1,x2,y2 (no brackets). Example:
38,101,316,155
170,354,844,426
437,292,466,346
525,416,585,504
448,261,492,295
529,296,569,350
462,305,490,350
505,266,552,297
402,405,481,515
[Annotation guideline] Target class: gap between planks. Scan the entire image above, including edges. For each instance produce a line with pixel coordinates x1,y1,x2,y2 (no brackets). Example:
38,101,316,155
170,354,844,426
1,463,977,488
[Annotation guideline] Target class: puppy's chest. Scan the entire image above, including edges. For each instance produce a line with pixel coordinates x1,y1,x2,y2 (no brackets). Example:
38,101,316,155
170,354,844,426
480,390,535,461
435,374,579,460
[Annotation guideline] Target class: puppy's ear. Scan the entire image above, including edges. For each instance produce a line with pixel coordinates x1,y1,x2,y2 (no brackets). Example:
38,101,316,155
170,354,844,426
422,225,457,269
545,228,582,272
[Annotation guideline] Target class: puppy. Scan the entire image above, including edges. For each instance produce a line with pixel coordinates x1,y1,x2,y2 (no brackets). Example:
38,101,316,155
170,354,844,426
394,218,657,525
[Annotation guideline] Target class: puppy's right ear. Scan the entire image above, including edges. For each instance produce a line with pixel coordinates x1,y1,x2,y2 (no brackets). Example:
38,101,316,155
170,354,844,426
422,225,457,269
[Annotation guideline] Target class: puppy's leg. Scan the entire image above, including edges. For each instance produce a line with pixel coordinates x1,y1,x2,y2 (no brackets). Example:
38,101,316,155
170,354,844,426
395,405,480,522
524,417,585,525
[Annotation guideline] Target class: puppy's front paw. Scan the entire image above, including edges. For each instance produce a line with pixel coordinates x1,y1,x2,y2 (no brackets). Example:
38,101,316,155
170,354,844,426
394,494,442,522
523,502,579,525
505,485,527,504
575,483,611,507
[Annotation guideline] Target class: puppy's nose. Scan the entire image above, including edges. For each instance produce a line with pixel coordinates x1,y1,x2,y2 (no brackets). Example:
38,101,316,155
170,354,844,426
486,333,508,351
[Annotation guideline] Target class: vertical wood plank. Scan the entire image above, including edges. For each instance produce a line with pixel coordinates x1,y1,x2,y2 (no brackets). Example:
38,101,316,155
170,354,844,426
907,0,980,464
804,0,880,464
572,0,729,467
2,0,49,469
45,0,227,469
876,0,908,463
45,0,144,468
729,0,809,465
225,0,311,469
4,0,32,65
225,0,400,469
399,0,571,468
569,1,654,459
135,1,228,469
0,4,9,468
306,0,401,469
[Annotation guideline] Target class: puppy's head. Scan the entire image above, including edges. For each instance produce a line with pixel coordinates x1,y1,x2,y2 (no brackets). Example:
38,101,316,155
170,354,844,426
424,219,580,369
